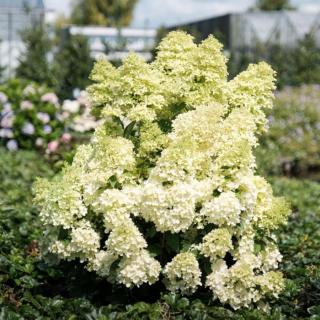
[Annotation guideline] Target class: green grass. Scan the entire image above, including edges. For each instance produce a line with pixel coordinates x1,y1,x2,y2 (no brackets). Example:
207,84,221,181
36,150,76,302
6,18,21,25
0,148,320,319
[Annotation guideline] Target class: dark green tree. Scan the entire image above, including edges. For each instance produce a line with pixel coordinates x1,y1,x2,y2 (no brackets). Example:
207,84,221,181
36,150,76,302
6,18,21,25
290,34,320,85
52,34,94,99
71,0,138,27
0,65,5,82
15,23,53,85
228,33,320,88
255,0,294,10
0,40,5,81
267,44,293,88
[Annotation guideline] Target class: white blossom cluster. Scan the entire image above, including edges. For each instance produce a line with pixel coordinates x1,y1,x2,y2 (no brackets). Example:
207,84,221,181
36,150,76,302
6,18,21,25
200,228,233,260
200,191,243,227
34,31,291,309
163,252,201,294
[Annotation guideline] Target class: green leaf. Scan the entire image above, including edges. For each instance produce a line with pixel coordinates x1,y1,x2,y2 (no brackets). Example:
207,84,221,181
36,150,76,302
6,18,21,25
124,121,136,138
166,234,180,253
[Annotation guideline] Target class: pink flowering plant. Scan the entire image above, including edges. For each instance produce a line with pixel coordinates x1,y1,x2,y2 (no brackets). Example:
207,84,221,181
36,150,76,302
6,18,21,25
0,79,99,152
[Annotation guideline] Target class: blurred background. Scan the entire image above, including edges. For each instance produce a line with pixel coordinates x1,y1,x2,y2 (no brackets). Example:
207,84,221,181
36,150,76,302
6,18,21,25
0,0,319,99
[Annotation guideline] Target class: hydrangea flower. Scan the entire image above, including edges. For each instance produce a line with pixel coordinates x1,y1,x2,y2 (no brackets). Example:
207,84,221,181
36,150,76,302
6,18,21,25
6,139,18,151
46,140,59,153
20,100,34,110
1,111,14,128
0,128,13,138
22,84,36,96
63,100,80,113
36,112,50,123
0,80,100,151
22,122,35,135
43,125,52,134
0,92,8,104
60,132,72,143
164,252,201,294
35,137,44,147
41,92,59,105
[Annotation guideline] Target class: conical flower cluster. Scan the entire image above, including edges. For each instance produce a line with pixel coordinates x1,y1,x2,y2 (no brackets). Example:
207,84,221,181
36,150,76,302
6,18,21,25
34,31,290,309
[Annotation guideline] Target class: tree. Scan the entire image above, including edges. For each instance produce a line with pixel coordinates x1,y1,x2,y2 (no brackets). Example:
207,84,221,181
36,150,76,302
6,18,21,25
290,34,320,85
16,23,53,85
228,32,320,88
0,40,5,81
52,33,94,99
70,0,138,27
0,65,5,82
255,0,294,10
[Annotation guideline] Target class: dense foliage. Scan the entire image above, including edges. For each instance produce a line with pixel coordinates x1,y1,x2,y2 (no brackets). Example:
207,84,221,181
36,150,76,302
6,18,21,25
271,178,320,318
33,31,291,310
15,24,93,100
70,0,138,27
256,85,320,178
16,24,53,86
0,79,98,152
52,34,94,100
254,0,294,10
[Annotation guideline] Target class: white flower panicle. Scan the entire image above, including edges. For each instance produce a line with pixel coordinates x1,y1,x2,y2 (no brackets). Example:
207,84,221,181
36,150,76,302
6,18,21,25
34,31,290,309
50,221,100,262
105,222,147,257
140,181,200,233
88,250,118,276
200,228,233,260
163,252,202,294
200,191,243,226
118,250,161,287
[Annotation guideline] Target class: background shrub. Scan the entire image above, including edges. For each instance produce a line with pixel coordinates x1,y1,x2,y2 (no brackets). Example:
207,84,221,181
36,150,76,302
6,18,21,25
0,79,99,153
256,84,320,178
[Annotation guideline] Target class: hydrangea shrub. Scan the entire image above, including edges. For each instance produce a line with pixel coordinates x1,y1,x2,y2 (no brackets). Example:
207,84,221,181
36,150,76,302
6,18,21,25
34,31,291,310
0,79,98,152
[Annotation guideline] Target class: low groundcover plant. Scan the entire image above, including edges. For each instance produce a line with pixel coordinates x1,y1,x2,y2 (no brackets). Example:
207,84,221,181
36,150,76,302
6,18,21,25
34,31,291,310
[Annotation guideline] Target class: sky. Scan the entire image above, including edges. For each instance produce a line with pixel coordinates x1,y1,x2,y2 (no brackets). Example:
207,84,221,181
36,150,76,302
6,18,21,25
44,0,320,28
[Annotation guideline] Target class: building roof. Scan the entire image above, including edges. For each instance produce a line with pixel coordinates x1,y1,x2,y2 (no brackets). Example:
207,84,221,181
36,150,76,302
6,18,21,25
169,11,320,50
68,26,156,38
232,11,320,49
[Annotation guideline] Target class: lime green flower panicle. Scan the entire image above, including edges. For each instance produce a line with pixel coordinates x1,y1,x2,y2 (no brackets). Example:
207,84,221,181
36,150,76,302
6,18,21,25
88,58,119,117
228,62,276,132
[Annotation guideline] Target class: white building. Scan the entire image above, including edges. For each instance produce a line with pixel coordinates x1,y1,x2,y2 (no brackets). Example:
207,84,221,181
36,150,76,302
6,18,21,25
0,0,45,78
65,25,157,62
